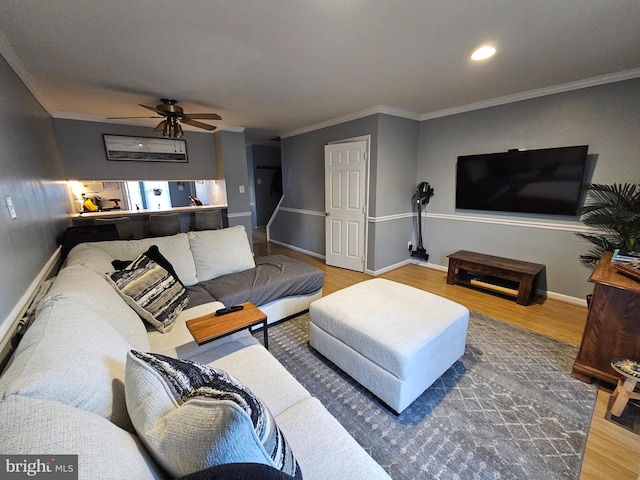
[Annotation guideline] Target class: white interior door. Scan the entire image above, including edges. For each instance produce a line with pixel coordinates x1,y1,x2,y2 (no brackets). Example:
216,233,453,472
325,141,367,271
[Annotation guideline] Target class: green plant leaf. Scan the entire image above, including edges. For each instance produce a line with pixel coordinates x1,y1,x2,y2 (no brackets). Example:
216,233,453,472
576,181,640,265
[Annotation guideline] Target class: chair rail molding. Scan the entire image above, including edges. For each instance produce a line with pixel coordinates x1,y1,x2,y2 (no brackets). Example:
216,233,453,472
426,212,590,233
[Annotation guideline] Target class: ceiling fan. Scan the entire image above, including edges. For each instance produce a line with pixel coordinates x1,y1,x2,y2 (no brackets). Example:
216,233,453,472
108,99,221,138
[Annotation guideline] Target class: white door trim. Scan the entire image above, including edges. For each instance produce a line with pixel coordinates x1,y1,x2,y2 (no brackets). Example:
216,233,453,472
325,136,370,272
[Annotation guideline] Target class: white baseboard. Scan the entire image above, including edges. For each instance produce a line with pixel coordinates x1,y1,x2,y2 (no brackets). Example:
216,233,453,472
268,239,325,260
411,259,587,307
543,291,587,307
367,259,411,276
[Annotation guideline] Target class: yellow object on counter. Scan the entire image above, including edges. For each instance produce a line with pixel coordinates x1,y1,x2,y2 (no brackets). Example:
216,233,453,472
83,198,99,211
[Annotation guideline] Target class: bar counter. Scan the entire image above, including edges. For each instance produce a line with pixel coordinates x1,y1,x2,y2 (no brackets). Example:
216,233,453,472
74,204,227,219
72,205,228,238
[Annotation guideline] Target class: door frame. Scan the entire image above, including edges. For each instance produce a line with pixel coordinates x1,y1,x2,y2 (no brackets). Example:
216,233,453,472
327,135,371,273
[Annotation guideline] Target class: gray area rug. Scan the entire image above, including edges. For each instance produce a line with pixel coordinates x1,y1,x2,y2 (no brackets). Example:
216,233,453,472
256,311,597,480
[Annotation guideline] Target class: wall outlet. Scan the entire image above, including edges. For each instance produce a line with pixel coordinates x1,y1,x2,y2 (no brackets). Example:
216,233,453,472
239,185,245,193
408,241,413,251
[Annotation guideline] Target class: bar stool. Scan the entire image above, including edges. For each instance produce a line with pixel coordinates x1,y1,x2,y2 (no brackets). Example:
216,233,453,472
94,217,133,240
148,213,181,237
610,358,640,417
191,210,222,231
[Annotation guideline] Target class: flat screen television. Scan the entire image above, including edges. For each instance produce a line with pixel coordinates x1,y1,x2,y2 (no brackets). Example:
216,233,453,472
455,145,589,216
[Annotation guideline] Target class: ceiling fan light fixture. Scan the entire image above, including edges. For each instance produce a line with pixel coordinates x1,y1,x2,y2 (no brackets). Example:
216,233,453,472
162,117,183,138
471,45,496,61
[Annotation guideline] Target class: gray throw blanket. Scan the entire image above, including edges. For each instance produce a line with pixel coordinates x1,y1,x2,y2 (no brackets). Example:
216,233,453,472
187,255,324,308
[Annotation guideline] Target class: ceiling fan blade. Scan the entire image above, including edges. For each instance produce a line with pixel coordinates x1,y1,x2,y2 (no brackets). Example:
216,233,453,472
106,116,162,119
181,118,217,131
139,104,167,115
154,120,166,132
181,113,222,120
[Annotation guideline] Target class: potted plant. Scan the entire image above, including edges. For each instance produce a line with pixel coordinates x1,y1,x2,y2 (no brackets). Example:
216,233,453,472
576,182,640,266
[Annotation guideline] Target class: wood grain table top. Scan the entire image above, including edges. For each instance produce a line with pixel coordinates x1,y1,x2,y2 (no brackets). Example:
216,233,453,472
447,250,545,275
186,302,267,345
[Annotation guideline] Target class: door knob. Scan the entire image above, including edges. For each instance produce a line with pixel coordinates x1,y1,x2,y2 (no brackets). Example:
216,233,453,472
325,212,330,216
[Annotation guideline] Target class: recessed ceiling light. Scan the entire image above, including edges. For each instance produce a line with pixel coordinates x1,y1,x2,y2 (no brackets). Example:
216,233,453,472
471,45,496,61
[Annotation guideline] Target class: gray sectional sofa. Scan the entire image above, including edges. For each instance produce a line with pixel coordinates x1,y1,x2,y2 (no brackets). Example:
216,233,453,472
0,226,391,480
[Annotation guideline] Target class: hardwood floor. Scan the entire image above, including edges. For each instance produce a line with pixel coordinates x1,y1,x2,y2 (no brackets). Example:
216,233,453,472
253,229,640,480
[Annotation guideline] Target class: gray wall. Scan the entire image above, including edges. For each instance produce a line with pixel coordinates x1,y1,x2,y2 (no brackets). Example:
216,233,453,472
272,115,379,259
245,146,256,228
215,130,253,245
250,145,282,227
55,120,253,245
273,113,420,272
274,79,639,301
0,54,69,328
419,79,640,300
371,115,419,271
54,119,217,180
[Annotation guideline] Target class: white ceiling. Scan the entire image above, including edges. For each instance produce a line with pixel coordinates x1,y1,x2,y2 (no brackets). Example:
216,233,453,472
0,1,639,144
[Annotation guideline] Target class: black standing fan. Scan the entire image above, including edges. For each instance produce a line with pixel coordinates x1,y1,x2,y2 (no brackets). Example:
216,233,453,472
411,182,434,261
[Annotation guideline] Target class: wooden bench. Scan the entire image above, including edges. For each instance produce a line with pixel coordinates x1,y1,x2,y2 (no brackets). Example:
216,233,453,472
446,250,545,306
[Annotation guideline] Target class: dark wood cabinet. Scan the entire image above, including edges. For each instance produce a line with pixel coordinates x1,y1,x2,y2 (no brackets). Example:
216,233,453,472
571,252,640,385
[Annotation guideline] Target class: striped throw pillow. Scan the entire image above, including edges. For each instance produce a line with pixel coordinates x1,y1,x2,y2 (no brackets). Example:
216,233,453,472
125,351,302,479
107,253,188,332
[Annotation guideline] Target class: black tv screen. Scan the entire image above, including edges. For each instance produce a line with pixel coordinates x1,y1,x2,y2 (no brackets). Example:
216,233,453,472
455,145,588,216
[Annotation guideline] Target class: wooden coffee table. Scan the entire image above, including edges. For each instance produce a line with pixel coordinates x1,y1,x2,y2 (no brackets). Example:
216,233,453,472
186,302,269,349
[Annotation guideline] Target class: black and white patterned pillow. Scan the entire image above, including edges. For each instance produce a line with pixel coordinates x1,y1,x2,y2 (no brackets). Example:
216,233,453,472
125,351,302,479
107,253,189,332
175,463,296,480
112,245,184,286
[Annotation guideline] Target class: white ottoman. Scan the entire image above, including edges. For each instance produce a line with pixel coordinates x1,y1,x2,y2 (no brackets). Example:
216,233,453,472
309,278,469,414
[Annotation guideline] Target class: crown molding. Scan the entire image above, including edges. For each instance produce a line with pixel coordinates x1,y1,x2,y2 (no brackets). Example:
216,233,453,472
281,69,640,138
377,105,422,121
420,68,640,120
216,125,245,133
56,112,126,123
280,105,420,139
0,29,53,116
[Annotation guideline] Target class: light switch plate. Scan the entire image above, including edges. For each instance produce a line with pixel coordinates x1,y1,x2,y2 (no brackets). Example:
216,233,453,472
5,195,17,219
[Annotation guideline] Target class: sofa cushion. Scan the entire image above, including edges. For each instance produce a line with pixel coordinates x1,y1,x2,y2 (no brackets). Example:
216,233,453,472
275,397,391,480
49,264,150,350
0,294,137,431
64,241,116,275
0,395,164,480
67,233,199,286
205,344,311,417
125,351,302,479
107,253,189,333
188,226,255,282
147,301,259,361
